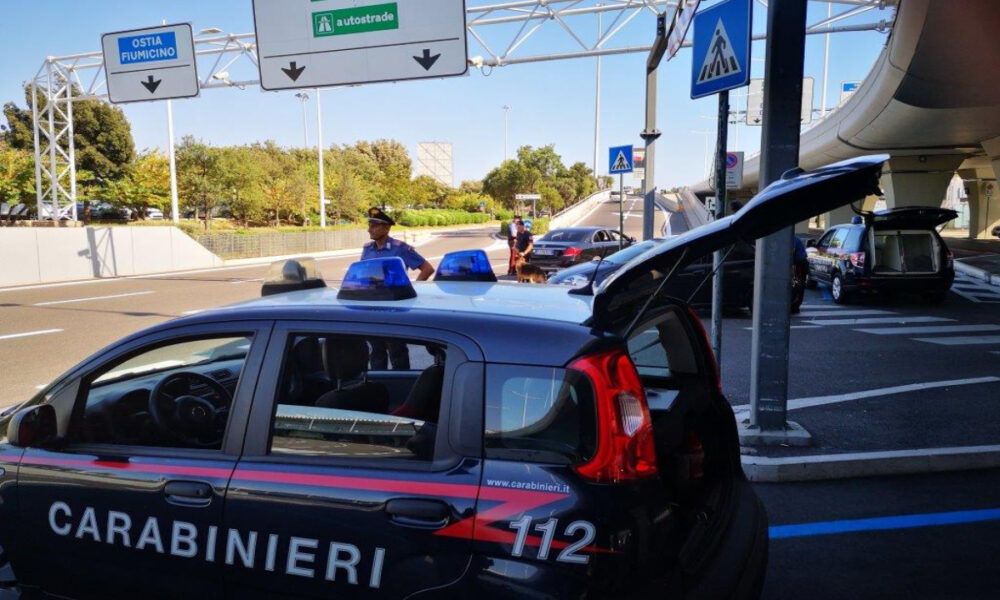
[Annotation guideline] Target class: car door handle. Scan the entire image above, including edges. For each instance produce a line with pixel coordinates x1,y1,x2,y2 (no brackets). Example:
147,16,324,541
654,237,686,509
164,480,213,507
385,498,451,530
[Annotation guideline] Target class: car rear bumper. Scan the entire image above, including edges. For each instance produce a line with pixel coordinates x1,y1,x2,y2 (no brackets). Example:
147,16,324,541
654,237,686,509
844,270,954,294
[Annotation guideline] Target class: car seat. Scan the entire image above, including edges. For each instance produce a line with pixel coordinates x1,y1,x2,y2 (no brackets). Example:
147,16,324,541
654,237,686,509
315,338,390,413
281,336,334,405
391,346,446,422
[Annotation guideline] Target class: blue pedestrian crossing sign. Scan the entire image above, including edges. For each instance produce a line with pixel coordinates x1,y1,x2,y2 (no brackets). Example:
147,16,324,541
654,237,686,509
609,145,634,174
691,0,752,99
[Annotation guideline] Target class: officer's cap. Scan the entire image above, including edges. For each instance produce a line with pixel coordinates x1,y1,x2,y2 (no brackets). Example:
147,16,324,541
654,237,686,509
367,207,395,226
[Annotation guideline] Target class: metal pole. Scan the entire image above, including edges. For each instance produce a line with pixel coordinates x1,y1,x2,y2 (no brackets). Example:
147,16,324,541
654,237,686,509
65,82,77,221
820,2,832,117
641,13,667,242
46,61,59,219
300,97,309,148
749,0,809,440
30,80,44,217
593,6,602,177
619,173,625,250
710,90,729,363
166,99,180,224
317,89,327,228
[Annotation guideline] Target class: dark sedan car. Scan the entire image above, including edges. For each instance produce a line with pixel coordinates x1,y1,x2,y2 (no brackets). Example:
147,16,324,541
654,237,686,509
530,227,634,272
806,207,956,304
549,239,757,310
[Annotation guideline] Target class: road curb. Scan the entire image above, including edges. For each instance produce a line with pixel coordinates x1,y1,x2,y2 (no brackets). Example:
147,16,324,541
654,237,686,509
741,445,1000,482
955,259,1000,287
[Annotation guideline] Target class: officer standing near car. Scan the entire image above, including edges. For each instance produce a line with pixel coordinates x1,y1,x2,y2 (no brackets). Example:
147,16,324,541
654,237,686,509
362,207,435,369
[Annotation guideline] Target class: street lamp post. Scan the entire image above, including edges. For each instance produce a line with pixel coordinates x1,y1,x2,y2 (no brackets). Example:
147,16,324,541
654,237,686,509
295,92,310,148
316,89,326,228
502,105,511,161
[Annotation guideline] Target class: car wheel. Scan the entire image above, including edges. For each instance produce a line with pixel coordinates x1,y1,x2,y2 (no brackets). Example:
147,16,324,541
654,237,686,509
831,273,850,304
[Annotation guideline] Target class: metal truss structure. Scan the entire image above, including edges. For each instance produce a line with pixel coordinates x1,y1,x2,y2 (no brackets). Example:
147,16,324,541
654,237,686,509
30,0,894,218
415,142,456,188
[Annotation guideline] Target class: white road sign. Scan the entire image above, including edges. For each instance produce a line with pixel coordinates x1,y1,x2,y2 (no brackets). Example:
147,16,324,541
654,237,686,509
840,81,861,105
515,194,542,201
101,23,199,104
726,151,744,189
745,77,815,126
252,0,469,91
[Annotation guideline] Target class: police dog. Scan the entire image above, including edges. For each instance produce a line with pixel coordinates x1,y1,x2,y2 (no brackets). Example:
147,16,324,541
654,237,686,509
515,256,547,284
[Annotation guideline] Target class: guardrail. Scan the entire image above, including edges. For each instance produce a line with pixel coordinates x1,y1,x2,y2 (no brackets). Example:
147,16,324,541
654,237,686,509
549,189,611,229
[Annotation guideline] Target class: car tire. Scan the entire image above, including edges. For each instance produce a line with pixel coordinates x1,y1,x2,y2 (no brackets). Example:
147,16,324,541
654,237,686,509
831,273,850,304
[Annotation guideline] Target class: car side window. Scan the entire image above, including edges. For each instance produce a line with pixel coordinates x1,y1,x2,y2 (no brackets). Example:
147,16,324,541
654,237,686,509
627,310,699,379
845,228,864,250
594,231,608,243
817,229,837,248
67,335,253,451
828,228,847,249
268,334,447,461
484,365,596,465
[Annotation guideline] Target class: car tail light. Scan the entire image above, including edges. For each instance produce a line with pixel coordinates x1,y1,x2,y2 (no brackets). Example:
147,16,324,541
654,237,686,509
569,349,658,484
685,307,722,394
849,252,866,268
563,247,582,258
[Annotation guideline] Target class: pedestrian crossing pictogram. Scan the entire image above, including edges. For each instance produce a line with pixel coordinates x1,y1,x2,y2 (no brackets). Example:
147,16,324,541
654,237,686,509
697,18,742,84
611,151,631,172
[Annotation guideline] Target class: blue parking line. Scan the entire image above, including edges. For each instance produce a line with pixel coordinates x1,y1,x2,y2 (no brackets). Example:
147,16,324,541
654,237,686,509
769,508,1000,539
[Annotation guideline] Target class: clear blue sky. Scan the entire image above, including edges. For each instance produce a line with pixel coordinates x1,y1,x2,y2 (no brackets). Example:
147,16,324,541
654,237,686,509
0,1,890,187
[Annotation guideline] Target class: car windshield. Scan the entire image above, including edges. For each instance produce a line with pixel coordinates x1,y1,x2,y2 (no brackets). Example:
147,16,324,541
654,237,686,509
540,229,593,242
94,337,251,384
604,240,659,265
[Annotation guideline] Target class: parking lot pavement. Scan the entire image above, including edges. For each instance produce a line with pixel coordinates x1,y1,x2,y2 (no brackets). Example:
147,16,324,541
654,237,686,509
712,282,1000,472
756,468,1000,599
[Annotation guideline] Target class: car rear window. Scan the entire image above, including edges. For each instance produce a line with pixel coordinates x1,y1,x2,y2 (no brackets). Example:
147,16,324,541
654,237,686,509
541,230,591,242
484,365,596,465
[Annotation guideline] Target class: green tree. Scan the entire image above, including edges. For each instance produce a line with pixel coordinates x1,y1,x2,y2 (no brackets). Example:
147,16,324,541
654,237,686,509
217,146,267,226
103,151,170,218
0,144,35,216
410,175,450,208
177,137,224,230
325,144,380,223
355,139,411,209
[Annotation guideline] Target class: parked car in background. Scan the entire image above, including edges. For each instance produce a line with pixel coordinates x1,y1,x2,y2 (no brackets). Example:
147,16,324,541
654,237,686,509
807,207,957,304
0,202,31,221
550,239,758,311
144,207,165,220
992,224,1000,238
530,226,635,272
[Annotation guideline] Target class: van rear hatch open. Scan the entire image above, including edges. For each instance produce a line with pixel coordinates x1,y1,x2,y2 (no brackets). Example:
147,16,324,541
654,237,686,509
868,207,956,275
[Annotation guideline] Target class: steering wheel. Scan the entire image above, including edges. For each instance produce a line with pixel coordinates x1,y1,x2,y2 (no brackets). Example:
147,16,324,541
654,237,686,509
149,372,232,448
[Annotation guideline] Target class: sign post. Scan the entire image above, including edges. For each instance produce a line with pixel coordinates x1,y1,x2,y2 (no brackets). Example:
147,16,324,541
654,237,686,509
252,0,468,90
726,151,745,189
692,0,752,366
515,193,542,218
609,145,634,250
101,23,199,104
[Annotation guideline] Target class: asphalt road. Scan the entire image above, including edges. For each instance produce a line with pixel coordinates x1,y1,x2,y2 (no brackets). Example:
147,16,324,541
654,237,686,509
0,196,659,408
757,467,1000,599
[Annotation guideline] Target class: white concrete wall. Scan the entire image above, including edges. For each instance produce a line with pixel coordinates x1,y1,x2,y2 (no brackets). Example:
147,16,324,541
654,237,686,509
0,227,222,288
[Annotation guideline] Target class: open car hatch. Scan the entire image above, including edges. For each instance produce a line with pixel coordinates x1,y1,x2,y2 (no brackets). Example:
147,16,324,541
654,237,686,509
590,154,889,329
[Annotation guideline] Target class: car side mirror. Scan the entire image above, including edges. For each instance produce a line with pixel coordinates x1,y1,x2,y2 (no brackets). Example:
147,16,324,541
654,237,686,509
7,404,57,448
806,239,817,248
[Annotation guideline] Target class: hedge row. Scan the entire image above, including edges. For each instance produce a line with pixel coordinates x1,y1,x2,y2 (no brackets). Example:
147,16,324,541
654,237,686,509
395,209,492,227
498,218,550,237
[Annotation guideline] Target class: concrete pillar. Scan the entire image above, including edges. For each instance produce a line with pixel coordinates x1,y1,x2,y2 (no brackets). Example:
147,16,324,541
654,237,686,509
819,194,880,231
880,155,965,209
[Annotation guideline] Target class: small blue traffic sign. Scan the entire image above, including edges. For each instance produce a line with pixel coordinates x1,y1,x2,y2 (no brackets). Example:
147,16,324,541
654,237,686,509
691,0,752,99
609,145,634,174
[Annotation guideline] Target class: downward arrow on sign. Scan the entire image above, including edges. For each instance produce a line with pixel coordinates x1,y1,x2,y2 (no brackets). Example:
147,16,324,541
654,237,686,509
413,49,441,71
282,61,306,81
140,76,162,94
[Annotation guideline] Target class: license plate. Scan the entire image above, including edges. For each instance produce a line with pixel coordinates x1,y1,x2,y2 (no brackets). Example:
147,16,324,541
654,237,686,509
534,249,554,256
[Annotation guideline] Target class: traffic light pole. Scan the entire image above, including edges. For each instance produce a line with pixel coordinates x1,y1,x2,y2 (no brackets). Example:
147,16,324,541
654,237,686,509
745,0,811,446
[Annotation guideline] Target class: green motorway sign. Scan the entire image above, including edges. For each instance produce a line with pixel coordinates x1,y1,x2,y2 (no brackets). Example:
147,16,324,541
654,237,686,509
313,3,400,37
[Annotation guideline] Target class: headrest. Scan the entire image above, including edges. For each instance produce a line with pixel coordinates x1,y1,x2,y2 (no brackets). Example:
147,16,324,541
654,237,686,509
328,337,371,381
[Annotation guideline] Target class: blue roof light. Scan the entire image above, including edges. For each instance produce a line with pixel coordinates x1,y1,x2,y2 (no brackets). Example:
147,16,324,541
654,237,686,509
435,250,498,282
337,258,416,301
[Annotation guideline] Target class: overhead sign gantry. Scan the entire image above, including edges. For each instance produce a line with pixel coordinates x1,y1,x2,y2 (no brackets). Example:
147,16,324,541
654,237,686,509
101,23,199,104
252,0,469,90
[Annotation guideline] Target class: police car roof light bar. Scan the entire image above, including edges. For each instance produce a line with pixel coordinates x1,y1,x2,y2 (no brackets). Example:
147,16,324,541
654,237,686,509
434,250,498,283
338,258,417,301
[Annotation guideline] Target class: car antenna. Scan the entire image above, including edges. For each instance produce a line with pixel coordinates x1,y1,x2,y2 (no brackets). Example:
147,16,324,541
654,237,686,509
568,255,606,297
685,244,738,305
623,246,692,339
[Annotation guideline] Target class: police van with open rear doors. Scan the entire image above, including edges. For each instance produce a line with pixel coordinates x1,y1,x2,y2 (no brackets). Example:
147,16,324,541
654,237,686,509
0,156,887,599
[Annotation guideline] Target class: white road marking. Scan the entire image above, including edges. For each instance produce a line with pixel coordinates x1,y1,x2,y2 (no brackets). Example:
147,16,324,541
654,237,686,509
731,376,1000,414
34,291,154,307
912,335,1000,346
796,309,894,318
856,324,1000,336
805,316,953,326
0,329,63,342
743,325,822,330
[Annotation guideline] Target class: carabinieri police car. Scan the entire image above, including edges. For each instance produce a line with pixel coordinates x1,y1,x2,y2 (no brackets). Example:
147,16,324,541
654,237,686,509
0,156,886,599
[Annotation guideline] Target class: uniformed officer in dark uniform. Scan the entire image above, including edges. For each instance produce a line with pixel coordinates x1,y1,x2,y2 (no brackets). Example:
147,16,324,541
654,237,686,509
362,208,435,370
